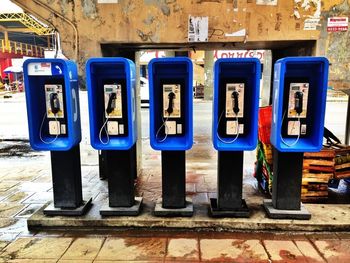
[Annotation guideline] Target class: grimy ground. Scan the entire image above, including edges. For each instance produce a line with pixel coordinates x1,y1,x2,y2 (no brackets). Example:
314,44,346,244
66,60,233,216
0,91,349,262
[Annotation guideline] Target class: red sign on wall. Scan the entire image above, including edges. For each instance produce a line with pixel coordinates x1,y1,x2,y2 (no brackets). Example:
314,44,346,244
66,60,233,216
327,17,349,32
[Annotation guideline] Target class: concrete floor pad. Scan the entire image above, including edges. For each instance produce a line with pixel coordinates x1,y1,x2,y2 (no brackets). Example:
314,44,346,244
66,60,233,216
27,198,350,232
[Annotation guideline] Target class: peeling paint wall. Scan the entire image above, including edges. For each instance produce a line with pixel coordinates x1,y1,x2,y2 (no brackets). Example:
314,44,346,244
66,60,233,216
81,0,98,18
144,0,175,16
16,0,326,44
11,0,350,90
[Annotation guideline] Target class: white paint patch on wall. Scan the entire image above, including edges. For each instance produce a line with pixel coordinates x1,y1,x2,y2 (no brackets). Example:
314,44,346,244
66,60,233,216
302,0,321,18
256,0,278,6
98,0,119,3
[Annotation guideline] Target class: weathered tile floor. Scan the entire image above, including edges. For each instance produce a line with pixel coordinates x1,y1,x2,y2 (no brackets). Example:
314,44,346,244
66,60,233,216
0,139,349,262
0,232,350,262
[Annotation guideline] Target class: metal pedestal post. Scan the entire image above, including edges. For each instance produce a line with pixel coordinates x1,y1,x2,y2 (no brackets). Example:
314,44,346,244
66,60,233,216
131,144,137,179
263,148,311,220
154,150,193,217
98,150,108,180
209,151,250,217
99,147,137,180
100,144,142,216
44,144,92,216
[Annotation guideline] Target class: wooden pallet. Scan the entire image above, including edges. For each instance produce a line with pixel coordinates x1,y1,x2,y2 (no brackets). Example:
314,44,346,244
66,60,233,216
302,149,334,202
334,147,350,179
302,146,350,202
301,172,331,202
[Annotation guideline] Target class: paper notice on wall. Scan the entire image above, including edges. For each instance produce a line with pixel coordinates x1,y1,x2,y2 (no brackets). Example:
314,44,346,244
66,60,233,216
327,17,349,32
188,16,208,42
304,18,320,30
256,0,278,5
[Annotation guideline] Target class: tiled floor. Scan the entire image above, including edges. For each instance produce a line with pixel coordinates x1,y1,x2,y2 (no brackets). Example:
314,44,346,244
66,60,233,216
1,140,350,262
0,233,350,262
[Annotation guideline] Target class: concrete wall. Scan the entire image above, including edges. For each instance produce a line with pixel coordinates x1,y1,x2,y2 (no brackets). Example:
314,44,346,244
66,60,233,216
12,0,350,91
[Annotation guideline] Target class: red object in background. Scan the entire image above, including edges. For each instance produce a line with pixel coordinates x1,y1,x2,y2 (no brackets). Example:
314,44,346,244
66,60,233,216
0,52,23,81
0,58,12,80
258,106,272,144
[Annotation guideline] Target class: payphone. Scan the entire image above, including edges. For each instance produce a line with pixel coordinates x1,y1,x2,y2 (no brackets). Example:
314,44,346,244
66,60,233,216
86,57,140,216
149,57,193,216
265,57,329,220
23,58,91,216
280,82,309,146
149,58,192,151
217,83,245,142
211,58,260,217
40,84,66,143
213,59,259,151
99,84,125,143
156,84,183,141
87,58,136,150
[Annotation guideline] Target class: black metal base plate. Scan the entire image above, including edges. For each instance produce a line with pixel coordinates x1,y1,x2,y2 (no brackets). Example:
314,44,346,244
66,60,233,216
209,198,250,218
154,199,193,217
263,199,311,220
43,198,92,216
100,197,143,216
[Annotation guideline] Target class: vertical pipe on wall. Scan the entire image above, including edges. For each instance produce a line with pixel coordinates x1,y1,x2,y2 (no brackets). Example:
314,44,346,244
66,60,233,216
135,51,143,174
204,50,214,100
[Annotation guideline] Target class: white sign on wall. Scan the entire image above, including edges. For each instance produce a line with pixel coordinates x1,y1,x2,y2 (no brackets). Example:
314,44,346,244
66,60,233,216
327,17,349,32
304,18,320,30
256,0,278,5
188,16,208,42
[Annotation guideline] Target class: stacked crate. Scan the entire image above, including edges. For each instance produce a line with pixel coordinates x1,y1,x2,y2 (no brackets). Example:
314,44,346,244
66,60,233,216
302,150,333,202
255,106,350,202
302,147,350,202
334,148,350,179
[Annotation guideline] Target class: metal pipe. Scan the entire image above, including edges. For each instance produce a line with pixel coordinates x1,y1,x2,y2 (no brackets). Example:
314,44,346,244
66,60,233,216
33,0,78,60
12,0,78,60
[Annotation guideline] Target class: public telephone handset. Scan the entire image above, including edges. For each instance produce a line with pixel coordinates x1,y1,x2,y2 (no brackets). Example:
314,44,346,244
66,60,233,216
281,82,309,147
99,84,125,144
156,84,182,142
217,83,244,144
163,84,181,119
294,91,303,115
39,84,66,144
166,91,176,115
106,92,117,115
232,90,240,115
49,93,61,115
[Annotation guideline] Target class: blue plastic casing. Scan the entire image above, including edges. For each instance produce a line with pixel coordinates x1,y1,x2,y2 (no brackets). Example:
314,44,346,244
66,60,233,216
23,59,81,151
212,58,261,151
270,57,329,152
86,58,137,150
149,57,193,151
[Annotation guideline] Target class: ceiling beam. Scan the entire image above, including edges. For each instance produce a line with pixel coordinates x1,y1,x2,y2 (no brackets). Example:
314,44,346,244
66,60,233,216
0,25,34,33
